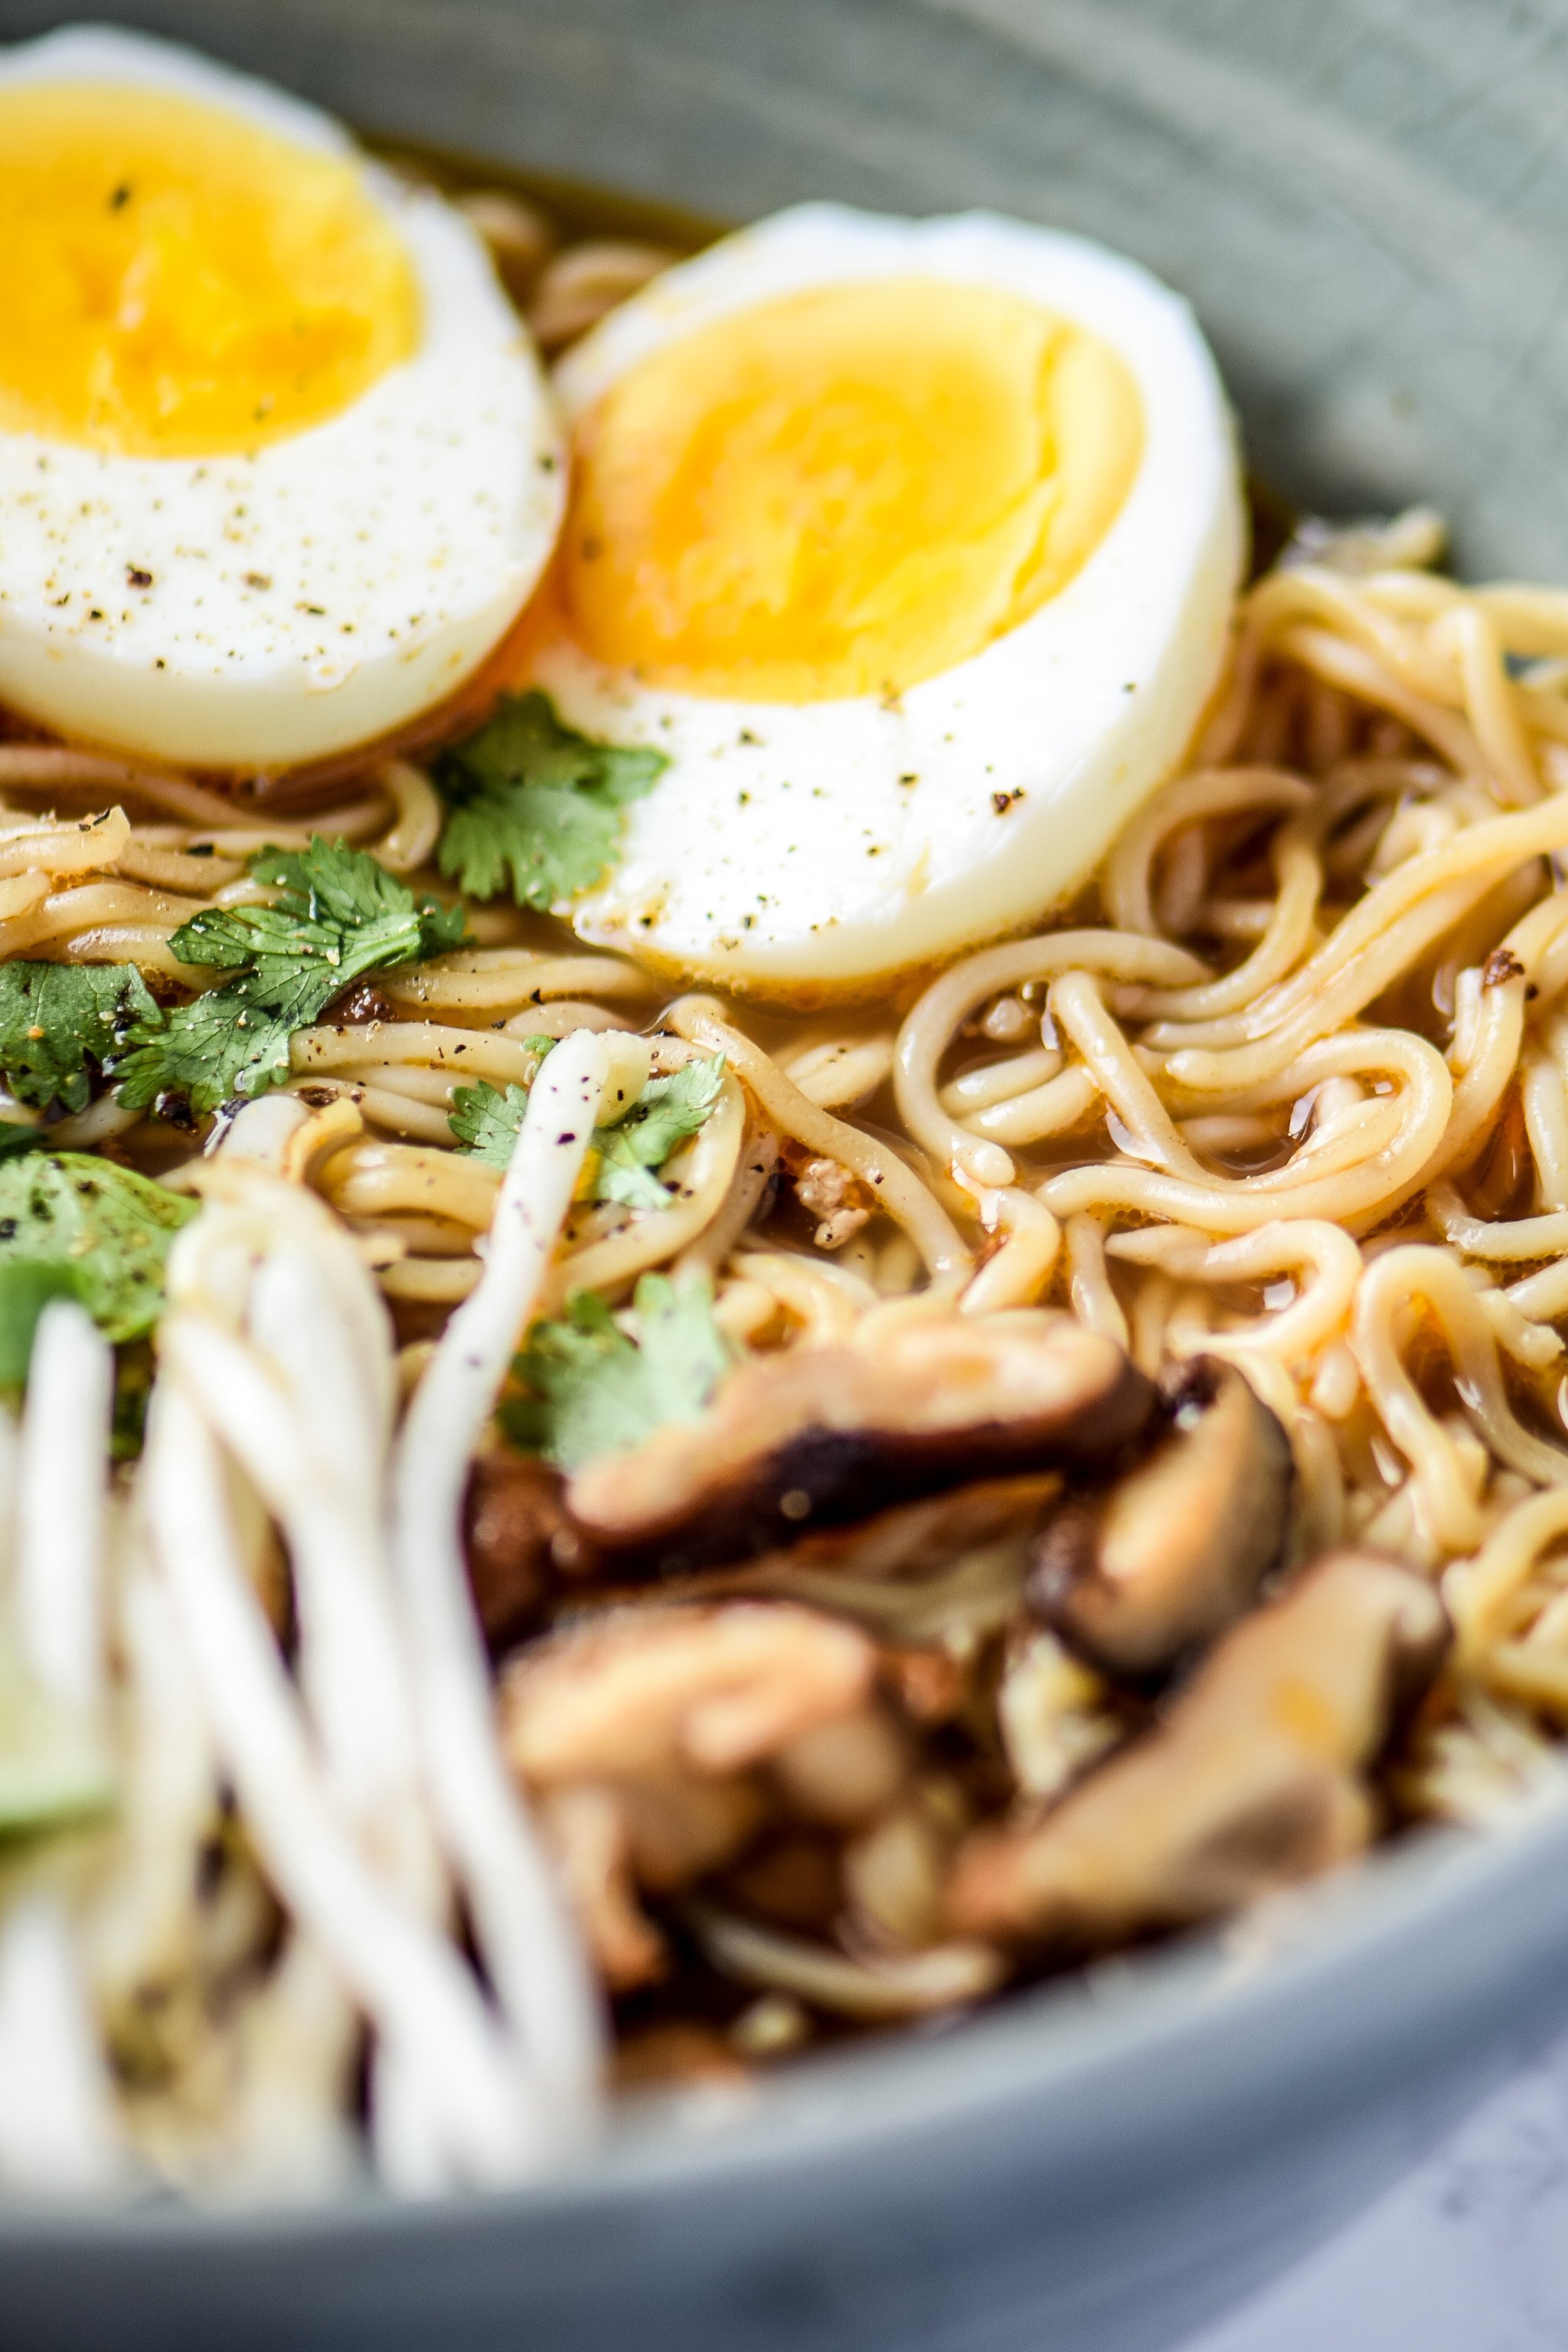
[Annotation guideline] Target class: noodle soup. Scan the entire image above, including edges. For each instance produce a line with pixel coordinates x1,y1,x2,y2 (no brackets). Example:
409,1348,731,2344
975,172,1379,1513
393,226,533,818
0,18,1563,2206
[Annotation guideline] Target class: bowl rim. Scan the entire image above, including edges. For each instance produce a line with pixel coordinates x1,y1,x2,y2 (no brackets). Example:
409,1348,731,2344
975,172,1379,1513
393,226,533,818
4,1782,1566,2246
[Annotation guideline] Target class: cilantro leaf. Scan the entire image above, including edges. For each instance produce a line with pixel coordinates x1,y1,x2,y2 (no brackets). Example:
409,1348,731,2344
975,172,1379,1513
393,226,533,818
0,1153,194,1348
592,1054,726,1209
449,1036,560,1166
250,838,469,949
449,1079,533,1168
503,1272,730,1472
433,691,666,908
114,980,297,1114
113,837,467,1116
0,963,160,1114
449,1050,724,1208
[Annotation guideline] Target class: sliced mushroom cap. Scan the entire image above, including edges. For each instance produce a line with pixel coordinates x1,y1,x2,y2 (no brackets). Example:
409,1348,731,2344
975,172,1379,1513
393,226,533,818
567,1313,1155,1576
498,1602,878,1787
948,1547,1450,1952
1027,1360,1293,1684
500,1601,887,1986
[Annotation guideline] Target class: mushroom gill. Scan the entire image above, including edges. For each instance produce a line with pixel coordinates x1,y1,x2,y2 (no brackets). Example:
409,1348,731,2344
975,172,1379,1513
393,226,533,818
947,1548,1451,1952
1027,1358,1293,1684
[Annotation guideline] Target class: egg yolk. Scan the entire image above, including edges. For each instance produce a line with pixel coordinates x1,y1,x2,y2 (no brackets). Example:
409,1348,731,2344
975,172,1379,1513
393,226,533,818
562,277,1143,703
0,82,417,457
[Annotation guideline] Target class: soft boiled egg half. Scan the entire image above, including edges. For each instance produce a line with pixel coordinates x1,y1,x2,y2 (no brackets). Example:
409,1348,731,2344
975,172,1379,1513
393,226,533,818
525,203,1244,997
0,25,563,770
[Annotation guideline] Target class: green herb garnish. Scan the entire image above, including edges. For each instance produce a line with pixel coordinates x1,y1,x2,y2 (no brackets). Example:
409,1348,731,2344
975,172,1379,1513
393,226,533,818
448,1079,534,1168
0,962,160,1113
590,1054,726,1209
447,1034,557,1167
450,1050,724,1207
502,1271,730,1472
113,836,466,1116
433,691,665,908
0,1152,194,1350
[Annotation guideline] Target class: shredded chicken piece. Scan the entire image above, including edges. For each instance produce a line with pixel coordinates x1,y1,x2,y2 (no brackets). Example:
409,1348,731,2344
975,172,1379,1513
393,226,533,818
793,1156,872,1250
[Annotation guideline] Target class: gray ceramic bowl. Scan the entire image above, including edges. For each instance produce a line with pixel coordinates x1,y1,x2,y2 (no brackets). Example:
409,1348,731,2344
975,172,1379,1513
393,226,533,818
2,3,1568,2346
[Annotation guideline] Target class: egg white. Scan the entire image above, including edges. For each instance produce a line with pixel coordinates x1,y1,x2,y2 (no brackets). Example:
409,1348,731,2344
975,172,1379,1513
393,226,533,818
0,25,564,772
529,203,1243,996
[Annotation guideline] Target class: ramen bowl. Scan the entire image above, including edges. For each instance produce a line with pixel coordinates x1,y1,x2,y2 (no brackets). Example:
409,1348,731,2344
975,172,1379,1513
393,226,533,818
3,1,1568,2345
